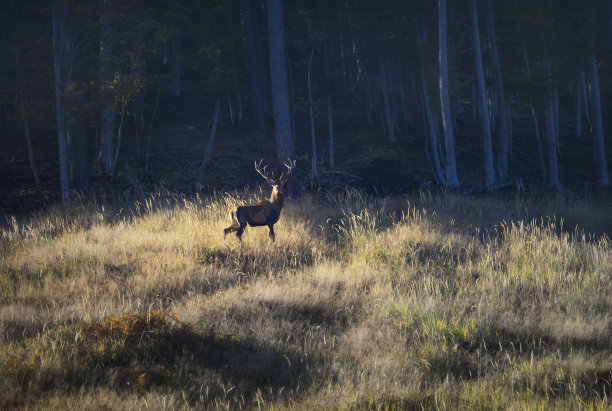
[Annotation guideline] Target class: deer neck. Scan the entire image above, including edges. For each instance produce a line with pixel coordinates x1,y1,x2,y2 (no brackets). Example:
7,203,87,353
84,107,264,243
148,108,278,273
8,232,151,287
269,187,285,210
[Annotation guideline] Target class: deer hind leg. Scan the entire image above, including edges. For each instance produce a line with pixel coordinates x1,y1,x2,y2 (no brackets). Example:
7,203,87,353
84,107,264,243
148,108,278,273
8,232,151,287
224,210,240,238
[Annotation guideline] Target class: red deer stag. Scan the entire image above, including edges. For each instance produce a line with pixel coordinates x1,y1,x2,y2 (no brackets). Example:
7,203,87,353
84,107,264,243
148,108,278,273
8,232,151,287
224,160,295,242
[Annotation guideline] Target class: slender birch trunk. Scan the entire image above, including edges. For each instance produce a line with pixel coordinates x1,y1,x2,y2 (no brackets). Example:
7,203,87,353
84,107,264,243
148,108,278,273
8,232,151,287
438,0,460,188
588,55,611,186
470,0,495,187
266,0,294,165
580,71,589,123
485,0,508,177
15,45,40,185
52,0,73,202
111,101,126,179
98,0,114,174
307,49,318,185
171,25,181,97
546,97,561,189
241,0,268,139
421,71,445,185
553,87,560,153
522,46,547,181
200,99,221,170
379,56,395,143
328,94,335,167
575,74,582,138
533,107,547,181
144,85,161,175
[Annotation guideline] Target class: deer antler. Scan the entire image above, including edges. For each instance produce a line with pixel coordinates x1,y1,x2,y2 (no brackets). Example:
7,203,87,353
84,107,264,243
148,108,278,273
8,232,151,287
279,159,296,184
254,160,275,185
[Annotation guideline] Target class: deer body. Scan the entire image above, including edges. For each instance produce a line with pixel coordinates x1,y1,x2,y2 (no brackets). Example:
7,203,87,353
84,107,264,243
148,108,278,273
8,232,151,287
224,161,294,242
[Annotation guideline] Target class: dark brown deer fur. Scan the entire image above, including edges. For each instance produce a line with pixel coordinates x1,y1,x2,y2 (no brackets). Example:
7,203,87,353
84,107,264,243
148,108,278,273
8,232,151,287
224,160,294,242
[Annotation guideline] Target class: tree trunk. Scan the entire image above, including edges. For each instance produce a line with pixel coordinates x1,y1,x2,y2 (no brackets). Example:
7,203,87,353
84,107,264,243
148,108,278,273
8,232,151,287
328,94,334,167
485,0,508,177
507,100,512,155
588,55,611,187
52,0,75,202
421,69,445,185
265,0,294,165
580,71,589,123
553,87,560,153
470,0,495,187
438,0,460,188
200,99,221,171
575,74,582,138
307,49,318,185
546,95,561,189
234,72,243,124
171,25,181,97
111,101,126,179
379,56,396,143
144,85,161,176
15,45,40,185
522,45,546,181
533,107,547,181
68,96,89,192
98,0,115,174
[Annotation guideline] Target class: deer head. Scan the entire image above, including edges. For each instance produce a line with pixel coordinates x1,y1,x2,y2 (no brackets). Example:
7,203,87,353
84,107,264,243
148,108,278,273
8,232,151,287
254,159,295,200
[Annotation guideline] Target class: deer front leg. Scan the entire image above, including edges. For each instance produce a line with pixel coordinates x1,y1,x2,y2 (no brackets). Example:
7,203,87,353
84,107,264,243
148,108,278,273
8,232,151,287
268,224,275,242
224,209,240,239
236,221,247,241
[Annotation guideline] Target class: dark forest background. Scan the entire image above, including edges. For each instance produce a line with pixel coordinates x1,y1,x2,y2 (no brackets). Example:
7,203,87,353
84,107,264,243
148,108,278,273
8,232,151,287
1,0,611,212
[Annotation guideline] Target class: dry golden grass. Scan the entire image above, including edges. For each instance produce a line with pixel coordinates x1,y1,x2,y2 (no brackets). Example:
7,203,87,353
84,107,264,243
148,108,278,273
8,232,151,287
0,188,611,410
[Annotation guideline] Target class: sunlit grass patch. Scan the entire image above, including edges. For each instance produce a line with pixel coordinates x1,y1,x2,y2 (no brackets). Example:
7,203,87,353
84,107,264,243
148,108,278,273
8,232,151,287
0,188,611,409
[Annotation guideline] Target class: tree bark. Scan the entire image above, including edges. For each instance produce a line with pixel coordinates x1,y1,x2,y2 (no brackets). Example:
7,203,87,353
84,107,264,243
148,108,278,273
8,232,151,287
144,85,161,176
111,101,126,179
98,0,115,174
328,94,334,167
379,56,396,143
546,92,561,189
484,0,508,177
241,0,268,139
533,107,547,181
171,25,181,97
421,69,444,185
470,0,495,187
588,55,611,187
265,0,294,165
575,75,582,138
200,99,221,170
68,96,89,193
438,0,460,188
522,45,546,181
53,0,75,202
579,71,589,123
14,43,40,185
307,49,318,185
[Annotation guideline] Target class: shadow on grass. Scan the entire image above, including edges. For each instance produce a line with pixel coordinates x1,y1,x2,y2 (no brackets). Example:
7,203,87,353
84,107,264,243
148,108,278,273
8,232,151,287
418,322,612,400
0,310,316,409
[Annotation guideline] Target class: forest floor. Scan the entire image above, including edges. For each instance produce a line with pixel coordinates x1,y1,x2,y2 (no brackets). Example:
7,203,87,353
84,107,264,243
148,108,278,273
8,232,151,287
1,94,611,214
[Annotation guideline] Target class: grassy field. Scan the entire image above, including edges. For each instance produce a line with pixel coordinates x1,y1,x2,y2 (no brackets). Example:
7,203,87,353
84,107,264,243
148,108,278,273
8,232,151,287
0,188,611,410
